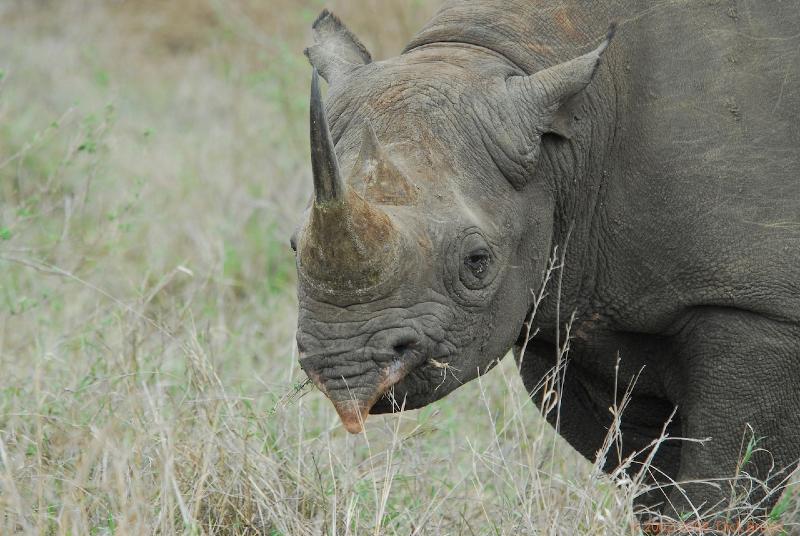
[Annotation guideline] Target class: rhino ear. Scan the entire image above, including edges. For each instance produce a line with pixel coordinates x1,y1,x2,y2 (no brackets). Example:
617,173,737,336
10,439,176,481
304,10,372,84
508,24,616,139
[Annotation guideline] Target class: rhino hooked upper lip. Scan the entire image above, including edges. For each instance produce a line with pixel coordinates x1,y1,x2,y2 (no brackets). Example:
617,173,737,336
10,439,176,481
299,347,432,433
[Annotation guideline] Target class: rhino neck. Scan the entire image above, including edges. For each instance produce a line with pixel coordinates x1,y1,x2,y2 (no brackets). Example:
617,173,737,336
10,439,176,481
532,71,618,334
404,0,615,74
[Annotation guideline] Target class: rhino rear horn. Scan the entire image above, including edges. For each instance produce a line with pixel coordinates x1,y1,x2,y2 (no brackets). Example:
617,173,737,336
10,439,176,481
305,10,372,84
353,122,418,206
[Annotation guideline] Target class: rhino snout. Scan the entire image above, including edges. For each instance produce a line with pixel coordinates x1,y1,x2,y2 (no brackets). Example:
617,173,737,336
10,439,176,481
298,329,427,433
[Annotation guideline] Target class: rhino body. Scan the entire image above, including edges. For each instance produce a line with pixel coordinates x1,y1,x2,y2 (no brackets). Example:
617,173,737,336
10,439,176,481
293,0,800,518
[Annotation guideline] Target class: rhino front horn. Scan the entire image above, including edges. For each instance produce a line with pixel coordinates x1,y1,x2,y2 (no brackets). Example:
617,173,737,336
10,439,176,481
300,69,402,293
310,68,344,204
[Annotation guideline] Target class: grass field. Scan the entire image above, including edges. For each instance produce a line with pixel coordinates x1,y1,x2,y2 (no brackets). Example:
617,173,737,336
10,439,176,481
1,1,798,534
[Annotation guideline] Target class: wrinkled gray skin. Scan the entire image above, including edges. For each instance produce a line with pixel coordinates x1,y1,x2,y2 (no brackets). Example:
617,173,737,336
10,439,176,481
293,0,800,520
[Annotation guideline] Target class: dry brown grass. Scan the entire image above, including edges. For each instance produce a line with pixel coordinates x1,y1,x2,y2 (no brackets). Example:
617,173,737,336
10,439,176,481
0,1,798,534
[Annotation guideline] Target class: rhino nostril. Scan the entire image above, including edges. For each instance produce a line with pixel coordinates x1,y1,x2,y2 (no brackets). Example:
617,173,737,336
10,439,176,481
392,337,418,356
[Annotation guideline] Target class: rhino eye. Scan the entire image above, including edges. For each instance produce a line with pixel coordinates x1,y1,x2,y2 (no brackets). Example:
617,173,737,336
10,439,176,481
464,250,491,279
451,229,499,296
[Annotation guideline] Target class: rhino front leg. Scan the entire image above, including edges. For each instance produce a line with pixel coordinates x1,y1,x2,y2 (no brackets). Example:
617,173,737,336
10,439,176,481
516,336,684,512
667,307,800,523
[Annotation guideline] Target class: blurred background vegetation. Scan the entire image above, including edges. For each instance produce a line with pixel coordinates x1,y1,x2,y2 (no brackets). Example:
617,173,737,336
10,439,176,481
1,1,798,534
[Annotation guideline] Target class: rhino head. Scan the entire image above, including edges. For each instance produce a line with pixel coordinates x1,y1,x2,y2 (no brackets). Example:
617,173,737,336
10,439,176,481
293,10,612,433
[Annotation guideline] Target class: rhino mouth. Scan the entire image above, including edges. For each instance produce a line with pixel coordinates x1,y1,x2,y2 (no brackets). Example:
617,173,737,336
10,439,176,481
300,350,451,433
370,357,455,414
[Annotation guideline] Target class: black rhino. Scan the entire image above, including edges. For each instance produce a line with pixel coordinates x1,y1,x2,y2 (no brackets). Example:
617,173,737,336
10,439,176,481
292,0,800,521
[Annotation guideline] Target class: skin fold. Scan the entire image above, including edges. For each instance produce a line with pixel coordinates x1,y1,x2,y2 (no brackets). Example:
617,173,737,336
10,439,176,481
292,0,800,521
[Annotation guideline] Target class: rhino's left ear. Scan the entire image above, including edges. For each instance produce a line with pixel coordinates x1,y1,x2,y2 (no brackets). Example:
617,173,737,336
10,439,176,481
304,10,372,85
508,24,616,139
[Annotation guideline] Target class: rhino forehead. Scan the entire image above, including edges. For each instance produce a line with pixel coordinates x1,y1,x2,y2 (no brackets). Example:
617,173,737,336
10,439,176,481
326,95,520,209
326,56,510,140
